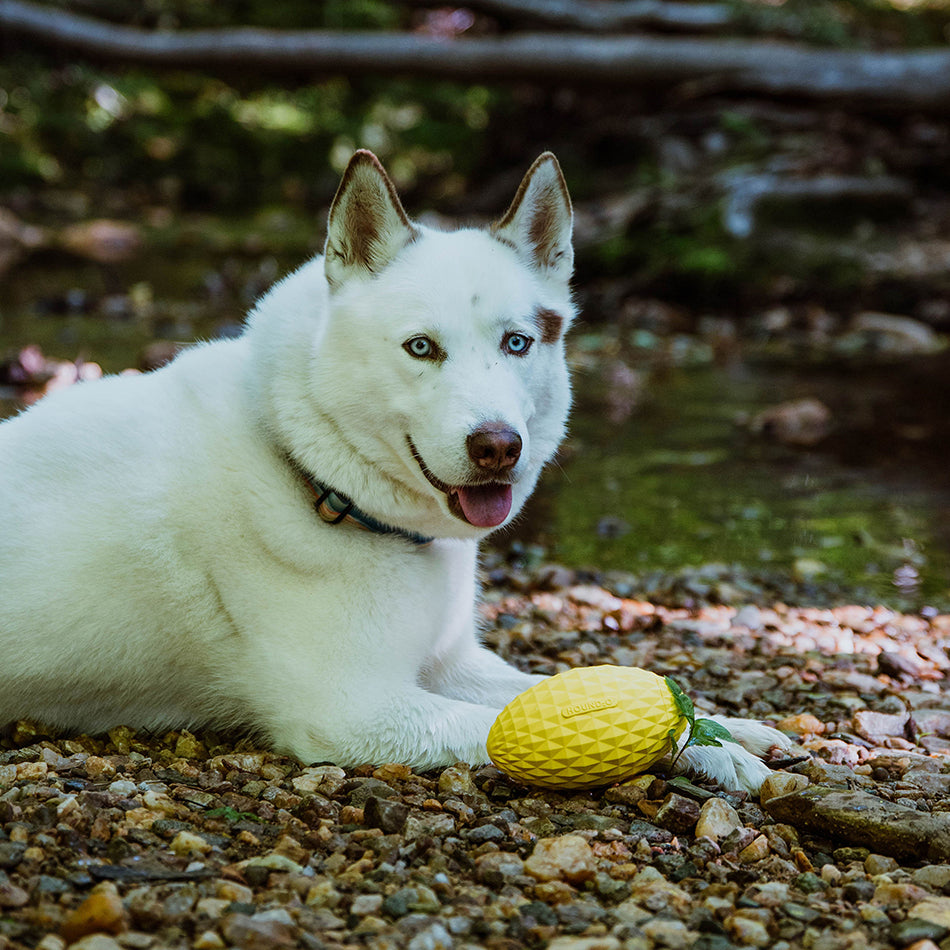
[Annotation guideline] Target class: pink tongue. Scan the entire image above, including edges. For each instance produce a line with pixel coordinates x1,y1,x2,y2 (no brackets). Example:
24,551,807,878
455,484,513,528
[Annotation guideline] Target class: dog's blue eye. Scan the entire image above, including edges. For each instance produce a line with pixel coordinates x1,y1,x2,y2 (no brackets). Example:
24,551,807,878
403,336,441,360
503,332,533,356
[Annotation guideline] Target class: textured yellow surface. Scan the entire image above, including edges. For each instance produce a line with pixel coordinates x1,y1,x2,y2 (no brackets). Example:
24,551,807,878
487,665,686,790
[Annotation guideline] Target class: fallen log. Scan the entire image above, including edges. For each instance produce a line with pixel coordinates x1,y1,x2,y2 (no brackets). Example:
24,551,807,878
395,0,734,33
3,0,950,111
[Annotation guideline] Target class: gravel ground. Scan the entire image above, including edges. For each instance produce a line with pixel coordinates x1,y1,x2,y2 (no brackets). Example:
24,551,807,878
4,565,950,950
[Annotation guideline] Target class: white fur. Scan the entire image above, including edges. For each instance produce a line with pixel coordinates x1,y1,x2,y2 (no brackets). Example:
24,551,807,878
673,717,792,792
0,152,787,792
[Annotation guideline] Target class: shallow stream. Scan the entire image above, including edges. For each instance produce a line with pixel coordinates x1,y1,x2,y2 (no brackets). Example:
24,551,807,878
520,358,950,609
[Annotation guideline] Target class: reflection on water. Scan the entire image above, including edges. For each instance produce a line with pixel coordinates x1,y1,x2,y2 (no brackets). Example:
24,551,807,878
515,358,950,610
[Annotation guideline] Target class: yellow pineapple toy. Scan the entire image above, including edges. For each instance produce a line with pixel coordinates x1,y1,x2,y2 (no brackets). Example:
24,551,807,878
487,665,726,790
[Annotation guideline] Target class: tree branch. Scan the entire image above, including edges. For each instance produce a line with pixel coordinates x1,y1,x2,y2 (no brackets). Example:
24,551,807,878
3,0,950,111
396,0,734,33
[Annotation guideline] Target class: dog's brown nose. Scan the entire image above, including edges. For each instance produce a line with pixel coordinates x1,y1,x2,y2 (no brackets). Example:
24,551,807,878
467,423,522,475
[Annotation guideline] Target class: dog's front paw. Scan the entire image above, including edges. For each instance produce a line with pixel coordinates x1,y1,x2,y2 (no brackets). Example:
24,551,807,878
708,717,793,759
673,717,793,794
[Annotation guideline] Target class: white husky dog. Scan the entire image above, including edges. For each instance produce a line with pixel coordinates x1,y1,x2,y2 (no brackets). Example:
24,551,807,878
0,151,788,791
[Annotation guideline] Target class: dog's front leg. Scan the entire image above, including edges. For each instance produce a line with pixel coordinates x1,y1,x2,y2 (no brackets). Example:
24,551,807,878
268,685,504,771
420,629,545,708
671,716,793,794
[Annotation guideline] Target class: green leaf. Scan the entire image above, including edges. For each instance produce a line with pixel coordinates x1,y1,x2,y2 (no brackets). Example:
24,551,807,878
685,718,734,748
667,775,717,801
665,676,695,725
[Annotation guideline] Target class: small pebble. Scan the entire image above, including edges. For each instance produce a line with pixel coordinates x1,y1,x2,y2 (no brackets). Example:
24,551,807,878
524,835,597,885
694,797,741,841
60,889,127,943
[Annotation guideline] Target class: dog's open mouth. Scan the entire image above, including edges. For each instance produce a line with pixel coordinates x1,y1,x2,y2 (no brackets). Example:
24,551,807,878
408,437,513,528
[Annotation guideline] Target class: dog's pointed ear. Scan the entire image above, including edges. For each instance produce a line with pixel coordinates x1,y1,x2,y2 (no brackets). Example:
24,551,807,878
491,152,573,283
324,150,419,289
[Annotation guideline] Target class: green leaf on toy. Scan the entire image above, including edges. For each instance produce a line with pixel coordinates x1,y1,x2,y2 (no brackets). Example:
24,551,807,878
663,677,735,772
686,718,734,748
664,676,694,725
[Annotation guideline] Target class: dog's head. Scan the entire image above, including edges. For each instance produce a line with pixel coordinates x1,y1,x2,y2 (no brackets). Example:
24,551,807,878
313,150,575,539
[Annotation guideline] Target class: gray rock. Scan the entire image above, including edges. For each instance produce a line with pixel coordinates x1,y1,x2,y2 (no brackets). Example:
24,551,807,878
842,879,876,903
794,872,826,894
407,922,453,950
465,822,505,844
694,798,741,841
220,912,297,949
0,842,25,869
382,886,441,918
764,785,950,863
889,917,949,946
901,769,950,796
403,812,456,840
350,894,384,916
346,779,398,806
475,851,525,887
364,795,409,834
567,813,624,832
912,864,950,890
795,761,873,787
782,902,820,922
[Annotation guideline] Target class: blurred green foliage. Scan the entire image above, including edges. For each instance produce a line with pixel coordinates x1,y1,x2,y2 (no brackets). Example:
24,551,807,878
0,51,502,212
0,0,506,212
729,0,950,47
